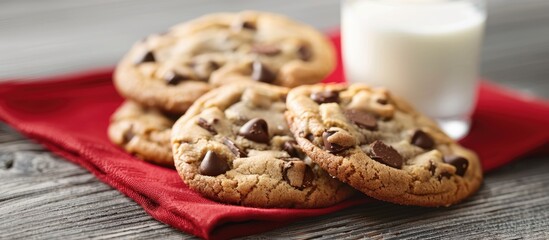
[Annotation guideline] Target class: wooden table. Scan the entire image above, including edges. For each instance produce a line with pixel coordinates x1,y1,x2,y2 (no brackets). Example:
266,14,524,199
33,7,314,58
1,0,548,239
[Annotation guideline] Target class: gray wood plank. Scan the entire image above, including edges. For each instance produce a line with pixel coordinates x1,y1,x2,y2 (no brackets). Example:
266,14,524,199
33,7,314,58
1,0,549,239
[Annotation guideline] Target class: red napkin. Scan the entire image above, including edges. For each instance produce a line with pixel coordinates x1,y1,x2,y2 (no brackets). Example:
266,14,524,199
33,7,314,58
1,34,548,240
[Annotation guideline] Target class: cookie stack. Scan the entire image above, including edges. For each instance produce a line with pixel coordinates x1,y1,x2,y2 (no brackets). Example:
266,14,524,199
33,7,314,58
109,11,483,208
108,11,335,167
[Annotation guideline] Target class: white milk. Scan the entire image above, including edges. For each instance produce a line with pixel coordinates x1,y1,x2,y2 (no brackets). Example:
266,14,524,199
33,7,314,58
342,0,485,136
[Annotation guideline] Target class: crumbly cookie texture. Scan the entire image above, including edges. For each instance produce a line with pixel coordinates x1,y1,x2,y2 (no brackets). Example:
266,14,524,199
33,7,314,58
108,101,175,166
285,83,483,207
115,11,336,114
171,83,355,208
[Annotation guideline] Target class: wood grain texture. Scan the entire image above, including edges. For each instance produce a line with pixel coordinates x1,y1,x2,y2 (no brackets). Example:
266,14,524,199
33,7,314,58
1,0,549,239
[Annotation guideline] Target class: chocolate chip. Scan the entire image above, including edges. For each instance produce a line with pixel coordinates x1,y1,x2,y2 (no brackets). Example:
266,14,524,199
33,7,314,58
283,141,301,158
232,20,256,32
310,90,339,104
369,140,403,169
243,21,256,29
134,50,155,64
297,45,312,61
429,162,437,175
164,71,188,85
411,130,435,149
283,161,314,189
252,44,281,56
209,61,220,70
223,137,247,158
165,112,182,122
197,118,217,135
322,131,348,154
444,156,469,176
199,151,230,176
376,98,388,105
251,60,276,83
238,118,270,144
123,129,135,143
305,133,315,142
345,108,378,131
439,172,453,180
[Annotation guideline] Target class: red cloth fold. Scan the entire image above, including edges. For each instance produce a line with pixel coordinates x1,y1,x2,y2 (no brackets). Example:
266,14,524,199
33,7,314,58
1,34,548,240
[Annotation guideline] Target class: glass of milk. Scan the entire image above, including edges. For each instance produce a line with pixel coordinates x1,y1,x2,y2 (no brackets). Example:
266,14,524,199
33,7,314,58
342,0,485,139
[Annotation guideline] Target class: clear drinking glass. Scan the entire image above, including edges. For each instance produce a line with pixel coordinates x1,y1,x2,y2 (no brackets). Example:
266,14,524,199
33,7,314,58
342,0,486,139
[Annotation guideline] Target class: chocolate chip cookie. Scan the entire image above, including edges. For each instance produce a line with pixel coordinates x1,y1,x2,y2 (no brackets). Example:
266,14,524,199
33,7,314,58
108,101,175,166
285,84,483,207
171,83,354,208
115,11,336,114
